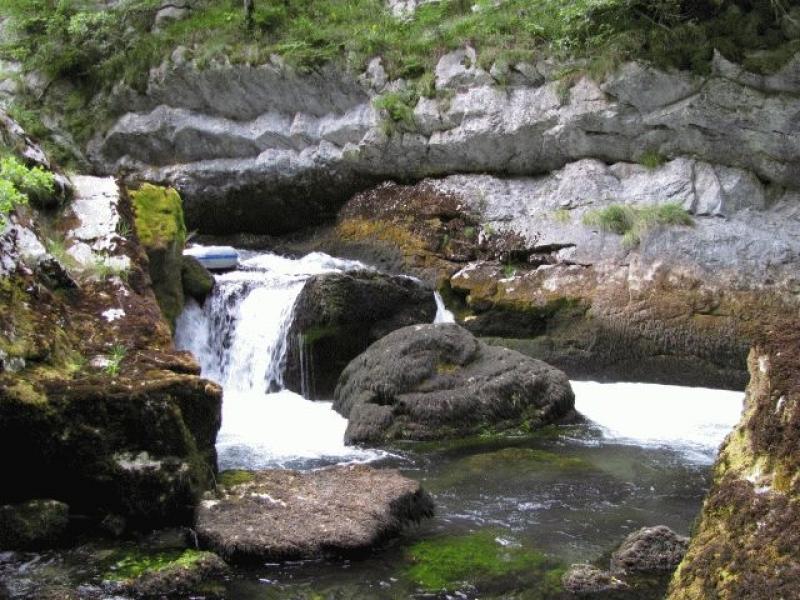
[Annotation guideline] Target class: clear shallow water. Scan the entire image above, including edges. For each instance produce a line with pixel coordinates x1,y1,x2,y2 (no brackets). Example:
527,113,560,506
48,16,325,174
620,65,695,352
174,248,745,599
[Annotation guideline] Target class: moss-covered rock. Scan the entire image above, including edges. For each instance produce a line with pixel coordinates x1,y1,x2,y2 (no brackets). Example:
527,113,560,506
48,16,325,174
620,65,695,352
404,531,564,595
667,324,800,599
130,184,187,328
180,255,214,303
103,548,228,598
0,499,69,550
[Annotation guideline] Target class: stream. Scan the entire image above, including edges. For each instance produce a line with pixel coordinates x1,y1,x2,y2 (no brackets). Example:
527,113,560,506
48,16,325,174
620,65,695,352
175,249,744,599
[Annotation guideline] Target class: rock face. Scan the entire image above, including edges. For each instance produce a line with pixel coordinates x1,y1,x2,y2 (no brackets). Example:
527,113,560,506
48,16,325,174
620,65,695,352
196,466,434,562
333,166,800,388
0,139,222,533
333,324,574,444
88,54,800,235
611,526,689,574
180,254,214,303
284,270,436,399
667,324,800,599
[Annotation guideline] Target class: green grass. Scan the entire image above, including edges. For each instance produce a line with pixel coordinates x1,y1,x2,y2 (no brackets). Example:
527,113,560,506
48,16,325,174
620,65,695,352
104,343,127,376
639,149,667,170
582,202,693,247
552,208,572,223
0,155,55,225
0,0,795,153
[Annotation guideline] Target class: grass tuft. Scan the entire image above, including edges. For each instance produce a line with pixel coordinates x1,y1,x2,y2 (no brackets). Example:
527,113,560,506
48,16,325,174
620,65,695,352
583,202,693,247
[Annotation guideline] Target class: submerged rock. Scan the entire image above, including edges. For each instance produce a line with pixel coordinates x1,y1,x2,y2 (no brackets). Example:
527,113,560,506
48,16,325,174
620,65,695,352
563,563,629,595
0,500,68,550
196,465,434,562
611,526,688,573
284,269,436,399
333,324,574,443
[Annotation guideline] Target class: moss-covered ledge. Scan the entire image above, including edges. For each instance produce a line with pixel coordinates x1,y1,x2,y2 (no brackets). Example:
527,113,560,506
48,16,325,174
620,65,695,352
667,324,800,599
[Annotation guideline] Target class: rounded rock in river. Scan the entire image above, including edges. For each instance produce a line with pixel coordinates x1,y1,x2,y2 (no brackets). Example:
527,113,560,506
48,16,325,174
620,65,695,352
333,323,574,444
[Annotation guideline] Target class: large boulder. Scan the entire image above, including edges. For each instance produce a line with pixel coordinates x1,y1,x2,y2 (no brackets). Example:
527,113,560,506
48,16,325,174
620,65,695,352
611,526,688,574
333,324,574,444
284,270,436,399
196,466,434,562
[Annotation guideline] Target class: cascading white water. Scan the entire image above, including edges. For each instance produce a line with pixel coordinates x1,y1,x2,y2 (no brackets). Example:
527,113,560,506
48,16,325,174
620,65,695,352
176,250,388,470
572,381,744,464
434,291,456,323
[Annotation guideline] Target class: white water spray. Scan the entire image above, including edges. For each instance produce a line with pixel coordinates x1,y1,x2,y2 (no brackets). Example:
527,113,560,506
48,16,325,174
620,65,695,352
572,381,744,464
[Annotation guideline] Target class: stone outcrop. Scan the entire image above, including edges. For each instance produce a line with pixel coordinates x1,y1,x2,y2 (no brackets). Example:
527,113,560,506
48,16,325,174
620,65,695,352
332,163,800,388
333,324,574,443
196,466,434,562
667,324,800,599
283,269,436,399
88,53,800,235
0,127,222,534
0,500,69,550
562,563,629,595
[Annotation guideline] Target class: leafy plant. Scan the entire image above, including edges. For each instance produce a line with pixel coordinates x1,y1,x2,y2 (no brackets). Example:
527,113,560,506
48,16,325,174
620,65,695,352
501,263,517,278
0,155,56,225
373,89,418,134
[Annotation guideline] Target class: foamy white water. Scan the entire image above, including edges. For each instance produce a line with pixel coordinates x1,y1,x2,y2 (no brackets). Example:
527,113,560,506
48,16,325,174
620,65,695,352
572,381,744,464
176,249,386,470
434,291,456,323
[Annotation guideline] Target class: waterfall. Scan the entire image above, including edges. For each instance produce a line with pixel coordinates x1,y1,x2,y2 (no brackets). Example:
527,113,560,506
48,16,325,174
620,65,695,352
434,291,456,323
175,250,385,470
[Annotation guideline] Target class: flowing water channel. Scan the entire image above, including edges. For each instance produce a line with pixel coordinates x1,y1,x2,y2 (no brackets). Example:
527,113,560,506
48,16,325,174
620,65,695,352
175,249,744,599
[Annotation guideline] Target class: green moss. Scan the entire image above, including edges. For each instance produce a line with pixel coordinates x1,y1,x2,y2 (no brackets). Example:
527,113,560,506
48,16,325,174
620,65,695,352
103,548,209,581
404,530,558,592
463,447,590,471
301,324,342,346
216,469,255,488
130,184,186,249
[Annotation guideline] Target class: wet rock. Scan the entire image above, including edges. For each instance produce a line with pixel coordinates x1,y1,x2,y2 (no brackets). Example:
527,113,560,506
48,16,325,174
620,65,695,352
611,526,688,573
180,255,214,303
0,500,68,550
197,465,433,562
333,324,574,443
284,270,437,399
562,563,629,595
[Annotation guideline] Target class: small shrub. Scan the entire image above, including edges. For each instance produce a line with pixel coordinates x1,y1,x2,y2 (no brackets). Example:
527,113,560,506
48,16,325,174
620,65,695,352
0,155,56,225
583,202,693,247
639,150,667,170
373,89,418,134
0,179,28,227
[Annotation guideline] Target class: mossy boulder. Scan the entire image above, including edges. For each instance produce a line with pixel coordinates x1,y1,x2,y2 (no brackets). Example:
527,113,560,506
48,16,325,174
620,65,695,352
0,374,222,529
180,255,214,303
0,499,69,550
284,269,436,399
333,324,574,444
611,526,688,574
130,184,187,327
103,548,228,598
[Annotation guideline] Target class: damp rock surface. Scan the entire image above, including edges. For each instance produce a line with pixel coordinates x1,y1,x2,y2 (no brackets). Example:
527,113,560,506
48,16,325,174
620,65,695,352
196,465,434,562
611,526,689,573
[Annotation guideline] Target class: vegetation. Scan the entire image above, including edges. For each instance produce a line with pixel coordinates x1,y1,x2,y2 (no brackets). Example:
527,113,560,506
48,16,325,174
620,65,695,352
0,155,54,226
582,202,693,247
129,184,187,248
104,343,126,377
639,150,668,170
0,0,795,150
